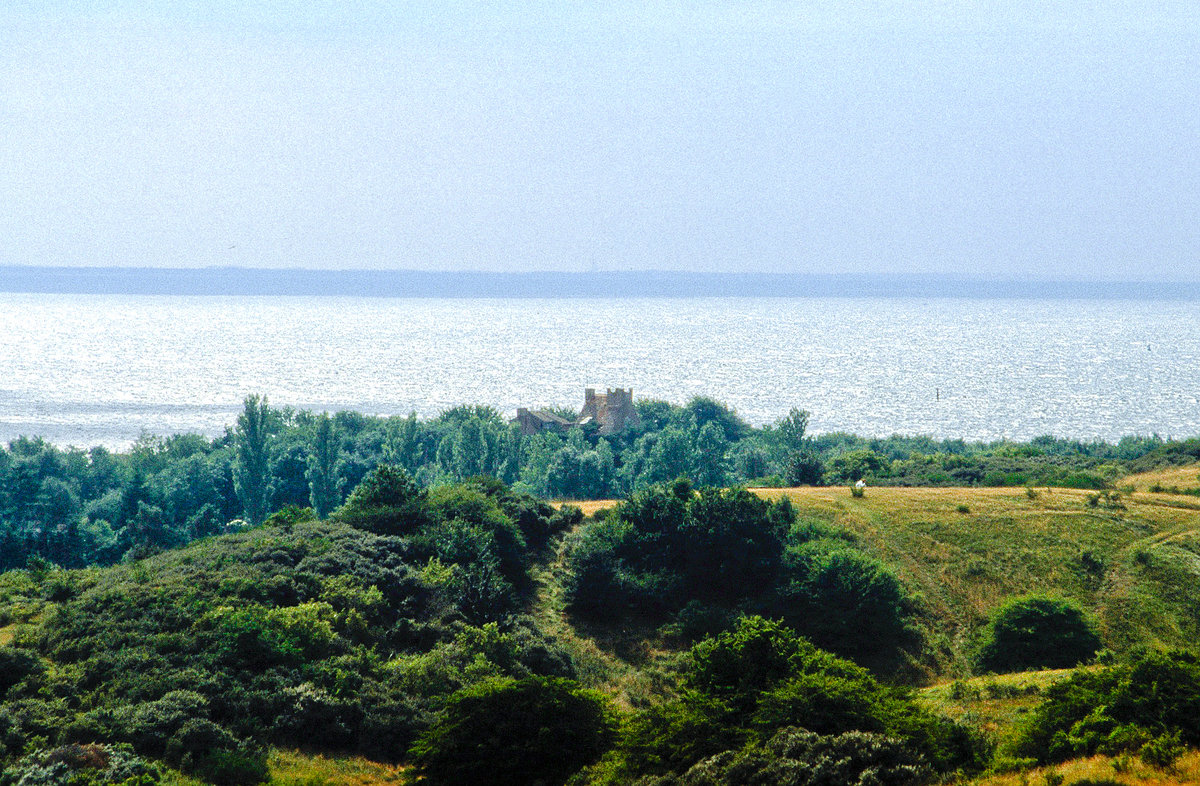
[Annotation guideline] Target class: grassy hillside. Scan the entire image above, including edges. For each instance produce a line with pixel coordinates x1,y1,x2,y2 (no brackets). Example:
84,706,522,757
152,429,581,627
558,482,1200,675
1123,464,1200,493
753,485,1200,671
5,473,1200,785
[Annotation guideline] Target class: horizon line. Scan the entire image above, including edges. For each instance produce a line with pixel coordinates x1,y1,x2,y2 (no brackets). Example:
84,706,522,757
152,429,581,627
2,265,1198,299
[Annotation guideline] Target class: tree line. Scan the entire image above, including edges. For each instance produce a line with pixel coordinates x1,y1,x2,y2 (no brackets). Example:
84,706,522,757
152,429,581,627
0,393,1181,571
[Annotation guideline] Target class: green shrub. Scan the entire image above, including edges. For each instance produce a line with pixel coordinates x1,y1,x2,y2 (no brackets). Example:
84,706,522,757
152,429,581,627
409,676,616,785
165,718,240,767
191,748,269,786
664,727,930,786
263,505,317,529
613,617,985,780
0,743,162,786
114,690,211,756
771,543,916,670
563,484,791,619
1012,650,1200,763
0,647,42,698
826,450,889,485
335,464,428,536
616,692,745,778
1139,730,1184,770
785,451,824,486
973,596,1101,673
685,617,820,709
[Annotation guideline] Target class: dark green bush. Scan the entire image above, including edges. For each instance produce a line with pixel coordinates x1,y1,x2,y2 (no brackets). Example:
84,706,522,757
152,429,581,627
335,464,428,536
409,676,617,786
647,727,930,786
564,483,790,619
1139,730,1184,769
0,743,162,786
612,617,984,780
114,690,211,756
974,596,1101,673
770,543,916,671
0,648,41,698
785,450,825,486
1013,650,1200,763
618,693,745,778
191,748,269,786
165,718,239,766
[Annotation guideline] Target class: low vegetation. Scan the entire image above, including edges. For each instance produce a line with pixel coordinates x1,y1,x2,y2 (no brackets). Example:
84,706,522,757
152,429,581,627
2,397,1200,784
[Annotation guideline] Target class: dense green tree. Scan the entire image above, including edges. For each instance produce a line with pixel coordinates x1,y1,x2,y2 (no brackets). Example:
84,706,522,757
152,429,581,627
232,394,274,526
383,413,426,474
564,482,792,618
692,422,730,488
546,431,616,499
826,449,890,484
307,413,342,519
684,396,750,442
270,434,311,511
786,449,824,486
772,542,915,671
776,407,810,454
646,428,696,485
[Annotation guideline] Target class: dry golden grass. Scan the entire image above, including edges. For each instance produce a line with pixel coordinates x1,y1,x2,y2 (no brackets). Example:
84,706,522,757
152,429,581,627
1123,463,1200,493
966,751,1200,786
553,499,618,517
266,750,407,785
919,667,1080,737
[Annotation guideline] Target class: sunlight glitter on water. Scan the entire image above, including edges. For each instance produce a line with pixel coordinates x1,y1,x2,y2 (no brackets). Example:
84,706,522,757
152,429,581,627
3,294,1198,448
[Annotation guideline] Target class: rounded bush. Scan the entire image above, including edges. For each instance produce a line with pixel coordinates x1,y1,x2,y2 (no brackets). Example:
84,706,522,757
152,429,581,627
409,676,616,786
974,596,1101,673
336,465,427,536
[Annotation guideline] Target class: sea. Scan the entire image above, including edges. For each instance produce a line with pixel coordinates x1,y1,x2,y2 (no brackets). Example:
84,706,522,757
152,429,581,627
2,293,1198,449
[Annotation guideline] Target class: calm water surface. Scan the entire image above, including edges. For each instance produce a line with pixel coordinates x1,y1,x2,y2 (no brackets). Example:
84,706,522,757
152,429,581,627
2,294,1197,448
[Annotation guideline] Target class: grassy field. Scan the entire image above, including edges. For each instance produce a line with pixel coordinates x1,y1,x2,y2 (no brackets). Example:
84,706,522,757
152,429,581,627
263,751,407,785
970,753,1200,786
1123,464,1200,493
918,666,1079,740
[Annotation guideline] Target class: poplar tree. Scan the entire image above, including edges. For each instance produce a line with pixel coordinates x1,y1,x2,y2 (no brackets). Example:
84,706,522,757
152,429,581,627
307,412,341,519
233,394,273,526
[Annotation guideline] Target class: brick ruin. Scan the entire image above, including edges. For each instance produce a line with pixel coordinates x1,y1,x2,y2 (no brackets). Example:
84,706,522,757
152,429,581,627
513,388,642,436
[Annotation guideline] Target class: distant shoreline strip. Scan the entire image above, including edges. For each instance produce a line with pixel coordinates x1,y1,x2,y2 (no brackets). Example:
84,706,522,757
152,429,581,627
1,266,1198,299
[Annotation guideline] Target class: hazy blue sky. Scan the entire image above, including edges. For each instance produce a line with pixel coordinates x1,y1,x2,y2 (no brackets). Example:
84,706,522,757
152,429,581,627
2,2,1198,279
